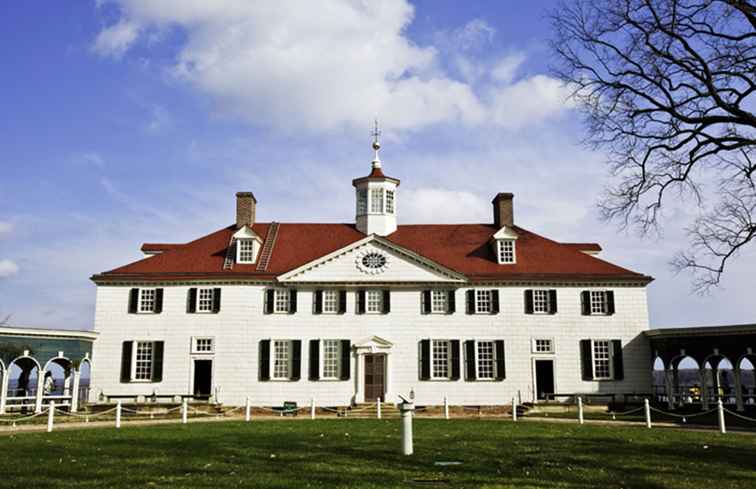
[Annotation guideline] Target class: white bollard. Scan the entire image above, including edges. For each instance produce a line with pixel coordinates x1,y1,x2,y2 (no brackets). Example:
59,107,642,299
182,398,188,424
512,397,518,422
47,401,55,433
245,397,251,422
399,400,414,456
310,398,316,420
377,398,382,419
717,399,726,434
577,397,584,425
116,400,122,429
444,395,449,420
644,398,652,428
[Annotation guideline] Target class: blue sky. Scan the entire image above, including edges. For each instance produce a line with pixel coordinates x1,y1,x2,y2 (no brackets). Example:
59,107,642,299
0,1,753,331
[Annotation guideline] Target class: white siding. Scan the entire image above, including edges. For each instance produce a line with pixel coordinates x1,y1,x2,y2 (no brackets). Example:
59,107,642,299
91,283,651,407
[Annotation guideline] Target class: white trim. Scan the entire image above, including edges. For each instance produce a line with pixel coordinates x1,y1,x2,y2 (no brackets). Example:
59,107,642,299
532,357,557,403
196,287,215,313
474,289,494,314
475,340,496,380
591,339,613,380
191,336,215,354
531,338,555,354
137,288,157,314
320,339,342,380
495,239,516,264
492,226,519,240
0,327,99,341
131,341,155,382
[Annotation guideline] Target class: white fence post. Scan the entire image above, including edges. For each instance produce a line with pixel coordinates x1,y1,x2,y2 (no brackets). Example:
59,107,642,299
245,397,251,422
644,398,652,428
577,397,584,425
377,397,382,419
182,398,188,424
115,400,122,429
310,398,315,420
512,397,517,422
47,401,55,433
718,399,726,434
444,395,449,420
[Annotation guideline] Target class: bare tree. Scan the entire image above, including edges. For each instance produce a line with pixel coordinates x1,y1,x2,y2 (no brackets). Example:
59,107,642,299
0,313,10,326
550,0,756,291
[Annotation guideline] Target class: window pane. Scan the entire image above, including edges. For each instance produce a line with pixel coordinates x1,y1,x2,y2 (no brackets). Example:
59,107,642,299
432,340,450,378
322,290,338,313
498,240,515,263
533,290,549,313
590,291,607,314
198,288,214,312
134,342,153,380
477,341,495,379
367,290,383,313
195,338,213,353
139,289,156,313
356,189,367,215
273,340,290,379
475,290,491,313
274,289,290,313
534,339,553,353
593,340,611,379
238,240,256,263
370,188,383,213
385,190,394,214
431,290,448,313
322,339,340,379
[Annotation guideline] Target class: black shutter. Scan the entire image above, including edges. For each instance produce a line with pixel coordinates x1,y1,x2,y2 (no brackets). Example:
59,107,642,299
580,291,591,315
289,289,297,314
466,289,475,314
606,291,615,315
187,288,197,313
338,290,347,314
491,290,500,314
340,340,351,380
464,340,477,381
450,340,460,380
447,290,456,314
524,290,534,314
212,288,222,313
612,339,624,380
259,340,270,381
421,290,431,314
356,289,366,314
495,340,506,380
549,290,558,314
291,340,302,380
264,289,274,314
152,341,164,382
382,290,391,314
314,290,323,314
128,288,139,314
419,339,431,380
154,288,164,314
120,341,133,383
580,339,593,380
309,340,320,381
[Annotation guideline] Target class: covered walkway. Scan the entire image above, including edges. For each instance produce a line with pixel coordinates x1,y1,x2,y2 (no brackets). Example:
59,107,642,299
0,326,97,414
646,323,756,412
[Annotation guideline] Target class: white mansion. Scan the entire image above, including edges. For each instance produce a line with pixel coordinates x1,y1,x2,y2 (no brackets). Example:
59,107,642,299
90,140,653,407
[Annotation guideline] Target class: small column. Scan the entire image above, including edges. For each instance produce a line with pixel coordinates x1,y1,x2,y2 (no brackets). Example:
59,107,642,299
699,368,709,411
717,399,726,434
115,400,122,429
399,399,414,456
245,397,251,422
71,370,81,412
644,398,652,428
376,398,382,419
34,373,44,414
734,367,745,412
0,370,8,414
182,398,188,424
47,400,55,432
512,397,518,422
664,368,675,410
577,396,584,425
310,398,315,420
443,395,449,420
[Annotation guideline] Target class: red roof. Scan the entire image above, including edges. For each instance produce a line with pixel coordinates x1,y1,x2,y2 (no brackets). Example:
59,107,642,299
351,166,400,186
93,223,651,283
141,243,182,254
561,242,602,253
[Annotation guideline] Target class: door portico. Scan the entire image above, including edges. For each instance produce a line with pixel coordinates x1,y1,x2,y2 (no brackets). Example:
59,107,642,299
352,336,393,404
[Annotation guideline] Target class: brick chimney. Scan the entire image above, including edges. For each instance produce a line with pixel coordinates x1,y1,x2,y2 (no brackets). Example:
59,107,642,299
492,193,514,228
236,192,257,229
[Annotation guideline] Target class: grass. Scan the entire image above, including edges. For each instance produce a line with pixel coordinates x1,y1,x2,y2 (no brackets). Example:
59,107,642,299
1,419,755,488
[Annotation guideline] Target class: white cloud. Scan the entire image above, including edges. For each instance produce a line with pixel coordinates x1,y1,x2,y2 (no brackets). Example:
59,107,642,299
0,260,19,278
491,53,526,84
92,19,141,58
0,221,12,238
401,188,490,223
92,1,569,132
489,75,573,129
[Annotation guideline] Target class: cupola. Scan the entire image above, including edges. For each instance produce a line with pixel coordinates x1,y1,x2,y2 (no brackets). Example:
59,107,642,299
352,122,400,236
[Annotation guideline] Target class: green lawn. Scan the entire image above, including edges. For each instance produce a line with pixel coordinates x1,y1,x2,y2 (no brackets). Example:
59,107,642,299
1,419,755,488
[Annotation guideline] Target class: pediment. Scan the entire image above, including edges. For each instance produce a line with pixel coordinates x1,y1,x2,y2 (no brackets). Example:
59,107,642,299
277,236,466,283
492,226,518,240
354,335,393,351
233,225,263,242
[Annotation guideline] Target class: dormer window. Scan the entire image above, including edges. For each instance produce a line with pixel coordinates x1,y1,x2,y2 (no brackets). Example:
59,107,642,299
237,239,257,264
497,240,515,264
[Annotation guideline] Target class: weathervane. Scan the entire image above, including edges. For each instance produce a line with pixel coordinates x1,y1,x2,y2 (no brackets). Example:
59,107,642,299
371,118,382,168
